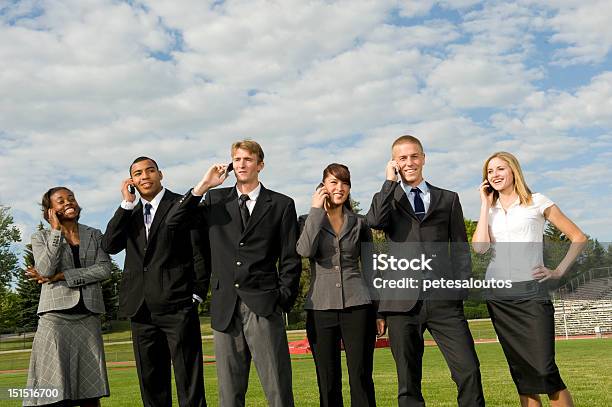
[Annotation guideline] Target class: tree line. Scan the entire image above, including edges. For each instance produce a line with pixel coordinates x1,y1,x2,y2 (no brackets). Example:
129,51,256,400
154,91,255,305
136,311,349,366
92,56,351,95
1,205,611,333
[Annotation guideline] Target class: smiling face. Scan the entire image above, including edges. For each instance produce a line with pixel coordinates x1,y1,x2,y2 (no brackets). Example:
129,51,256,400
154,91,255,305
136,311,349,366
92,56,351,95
392,141,425,186
130,159,163,200
232,147,264,185
487,157,515,192
323,174,350,207
49,189,80,221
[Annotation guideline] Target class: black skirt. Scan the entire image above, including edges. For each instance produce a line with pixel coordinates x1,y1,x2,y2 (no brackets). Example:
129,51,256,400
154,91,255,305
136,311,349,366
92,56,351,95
486,298,566,395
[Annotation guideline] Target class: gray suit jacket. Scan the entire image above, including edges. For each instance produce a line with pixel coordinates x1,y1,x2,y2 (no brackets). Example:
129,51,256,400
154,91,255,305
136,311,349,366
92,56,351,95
32,224,111,314
297,207,373,310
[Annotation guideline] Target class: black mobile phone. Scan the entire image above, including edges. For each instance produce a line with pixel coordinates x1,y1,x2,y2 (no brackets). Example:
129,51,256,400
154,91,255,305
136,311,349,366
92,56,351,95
128,185,136,195
485,182,493,194
316,182,324,190
223,162,234,178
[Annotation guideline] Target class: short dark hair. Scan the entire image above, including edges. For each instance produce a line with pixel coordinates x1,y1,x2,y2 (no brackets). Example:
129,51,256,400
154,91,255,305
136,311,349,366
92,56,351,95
41,187,80,222
129,156,159,175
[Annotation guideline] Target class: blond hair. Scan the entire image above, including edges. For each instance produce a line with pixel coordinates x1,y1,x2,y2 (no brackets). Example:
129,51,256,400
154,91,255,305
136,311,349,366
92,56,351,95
391,135,424,154
231,139,264,163
483,151,533,206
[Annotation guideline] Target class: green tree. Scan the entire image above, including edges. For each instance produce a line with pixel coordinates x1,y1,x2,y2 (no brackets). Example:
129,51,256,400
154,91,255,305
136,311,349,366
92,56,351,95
101,261,122,327
15,241,41,330
0,206,22,332
0,206,22,289
0,290,19,333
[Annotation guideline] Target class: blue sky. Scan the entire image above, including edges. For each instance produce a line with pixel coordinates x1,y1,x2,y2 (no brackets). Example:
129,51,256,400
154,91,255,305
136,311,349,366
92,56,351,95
1,0,611,265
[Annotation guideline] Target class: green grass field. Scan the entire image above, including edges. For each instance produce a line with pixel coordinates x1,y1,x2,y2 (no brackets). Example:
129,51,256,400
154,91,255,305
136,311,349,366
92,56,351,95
1,320,610,406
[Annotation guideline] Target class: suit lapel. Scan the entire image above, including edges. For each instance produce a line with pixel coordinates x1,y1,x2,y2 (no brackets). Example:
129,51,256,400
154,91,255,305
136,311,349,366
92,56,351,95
77,224,93,267
242,185,272,237
223,188,242,237
319,208,357,239
320,213,335,236
131,201,147,250
394,183,418,221
423,183,440,221
147,191,173,244
338,210,357,240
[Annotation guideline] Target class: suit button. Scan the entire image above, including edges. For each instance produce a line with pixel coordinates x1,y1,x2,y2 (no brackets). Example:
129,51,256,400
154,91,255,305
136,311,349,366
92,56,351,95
239,242,244,247
234,283,240,288
335,283,341,288
236,261,242,266
144,267,148,272
334,266,339,271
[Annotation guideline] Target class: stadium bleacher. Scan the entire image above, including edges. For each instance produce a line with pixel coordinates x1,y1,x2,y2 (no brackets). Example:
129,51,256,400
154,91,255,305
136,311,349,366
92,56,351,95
553,276,612,337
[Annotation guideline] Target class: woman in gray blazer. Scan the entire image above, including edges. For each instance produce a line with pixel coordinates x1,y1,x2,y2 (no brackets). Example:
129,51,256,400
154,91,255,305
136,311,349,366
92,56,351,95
297,163,381,407
24,187,110,407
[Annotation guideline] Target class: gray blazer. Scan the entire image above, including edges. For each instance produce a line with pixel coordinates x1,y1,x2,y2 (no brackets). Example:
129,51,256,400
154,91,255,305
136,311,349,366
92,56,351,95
297,207,372,310
32,224,111,314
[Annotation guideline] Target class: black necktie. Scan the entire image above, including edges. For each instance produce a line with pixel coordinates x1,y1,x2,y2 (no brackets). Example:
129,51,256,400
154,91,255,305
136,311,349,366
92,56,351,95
239,194,250,230
411,188,425,221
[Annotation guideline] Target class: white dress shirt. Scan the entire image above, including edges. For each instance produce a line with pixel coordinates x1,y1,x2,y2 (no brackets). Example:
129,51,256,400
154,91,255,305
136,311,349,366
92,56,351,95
236,183,261,215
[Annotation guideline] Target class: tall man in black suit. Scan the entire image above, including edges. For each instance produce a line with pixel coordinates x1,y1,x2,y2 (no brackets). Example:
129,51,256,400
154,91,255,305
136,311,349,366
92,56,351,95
367,136,485,407
102,157,207,407
167,140,302,407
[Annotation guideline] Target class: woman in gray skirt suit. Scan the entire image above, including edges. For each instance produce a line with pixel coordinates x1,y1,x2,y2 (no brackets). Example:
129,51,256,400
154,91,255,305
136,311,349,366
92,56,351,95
24,187,111,407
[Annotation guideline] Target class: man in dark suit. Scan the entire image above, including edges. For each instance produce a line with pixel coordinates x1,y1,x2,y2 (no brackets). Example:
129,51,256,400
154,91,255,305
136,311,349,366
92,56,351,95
102,157,207,407
167,140,301,407
367,136,485,407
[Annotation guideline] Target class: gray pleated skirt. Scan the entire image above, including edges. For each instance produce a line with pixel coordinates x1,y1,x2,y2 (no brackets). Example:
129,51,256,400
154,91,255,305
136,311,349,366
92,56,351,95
24,312,110,406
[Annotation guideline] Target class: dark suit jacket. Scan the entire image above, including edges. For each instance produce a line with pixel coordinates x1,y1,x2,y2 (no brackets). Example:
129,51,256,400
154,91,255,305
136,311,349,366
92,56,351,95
166,185,302,332
101,189,209,318
366,180,472,312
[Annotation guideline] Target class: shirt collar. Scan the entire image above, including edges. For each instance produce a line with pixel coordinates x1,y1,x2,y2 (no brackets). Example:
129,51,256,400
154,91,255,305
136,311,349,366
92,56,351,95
141,188,166,209
493,195,520,210
401,179,428,195
236,183,261,201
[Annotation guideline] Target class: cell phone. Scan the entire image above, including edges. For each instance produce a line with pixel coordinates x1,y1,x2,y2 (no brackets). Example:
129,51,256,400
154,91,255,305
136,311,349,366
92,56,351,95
485,182,493,193
223,162,234,177
128,185,136,195
316,182,324,190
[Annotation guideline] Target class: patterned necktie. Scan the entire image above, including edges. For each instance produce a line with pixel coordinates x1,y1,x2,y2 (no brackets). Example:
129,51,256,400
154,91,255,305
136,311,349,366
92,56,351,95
411,187,425,221
239,194,250,230
144,203,152,225
144,203,153,239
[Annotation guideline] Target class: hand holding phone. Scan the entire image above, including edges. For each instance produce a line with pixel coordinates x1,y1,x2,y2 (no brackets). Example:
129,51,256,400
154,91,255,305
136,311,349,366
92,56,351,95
48,209,61,230
479,180,494,206
122,178,137,202
193,163,229,195
386,160,400,181
312,183,329,209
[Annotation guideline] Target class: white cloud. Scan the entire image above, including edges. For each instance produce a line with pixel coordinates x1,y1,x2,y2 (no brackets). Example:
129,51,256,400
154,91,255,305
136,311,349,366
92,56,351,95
542,0,612,66
490,71,612,136
0,0,611,247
